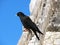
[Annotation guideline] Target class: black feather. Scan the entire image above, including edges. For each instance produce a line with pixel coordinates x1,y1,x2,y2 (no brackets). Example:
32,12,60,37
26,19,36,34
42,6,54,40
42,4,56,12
17,12,43,40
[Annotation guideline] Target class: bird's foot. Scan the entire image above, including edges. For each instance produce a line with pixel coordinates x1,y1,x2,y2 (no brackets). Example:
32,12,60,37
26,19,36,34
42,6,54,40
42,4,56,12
23,28,29,32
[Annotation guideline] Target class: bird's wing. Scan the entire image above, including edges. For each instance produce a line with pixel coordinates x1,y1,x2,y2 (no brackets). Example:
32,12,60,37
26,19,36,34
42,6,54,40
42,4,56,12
25,17,43,35
25,17,37,29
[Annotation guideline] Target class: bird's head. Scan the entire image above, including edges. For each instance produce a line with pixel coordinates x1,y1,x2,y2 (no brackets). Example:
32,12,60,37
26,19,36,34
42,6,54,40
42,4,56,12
17,12,25,17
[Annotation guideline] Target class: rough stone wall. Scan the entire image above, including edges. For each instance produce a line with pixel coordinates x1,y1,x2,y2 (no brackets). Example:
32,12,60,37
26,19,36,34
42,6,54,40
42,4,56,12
43,32,60,45
17,0,60,45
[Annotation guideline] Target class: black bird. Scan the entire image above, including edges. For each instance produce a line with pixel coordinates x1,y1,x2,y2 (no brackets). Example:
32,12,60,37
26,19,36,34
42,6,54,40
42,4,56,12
17,12,43,40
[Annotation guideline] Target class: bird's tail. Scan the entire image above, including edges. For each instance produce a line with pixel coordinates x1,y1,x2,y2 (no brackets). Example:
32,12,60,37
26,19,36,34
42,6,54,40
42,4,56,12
33,31,40,40
37,29,44,35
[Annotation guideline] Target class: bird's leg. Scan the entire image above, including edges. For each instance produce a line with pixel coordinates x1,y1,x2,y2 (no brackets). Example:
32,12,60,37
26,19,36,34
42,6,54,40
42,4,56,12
23,28,32,40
